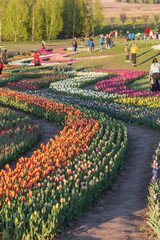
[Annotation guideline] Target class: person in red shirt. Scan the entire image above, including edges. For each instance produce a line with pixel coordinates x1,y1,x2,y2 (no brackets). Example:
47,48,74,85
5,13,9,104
0,58,3,75
34,52,41,66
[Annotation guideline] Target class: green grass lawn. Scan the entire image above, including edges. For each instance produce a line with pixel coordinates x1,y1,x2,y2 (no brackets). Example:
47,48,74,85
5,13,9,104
71,39,160,72
127,75,150,91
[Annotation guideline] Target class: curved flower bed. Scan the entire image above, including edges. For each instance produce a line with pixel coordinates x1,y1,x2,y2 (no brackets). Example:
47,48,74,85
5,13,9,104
94,69,159,97
5,73,70,91
3,65,22,70
0,72,11,78
0,73,22,87
0,88,127,239
148,144,160,239
114,96,160,109
8,52,34,62
49,71,120,100
0,107,39,167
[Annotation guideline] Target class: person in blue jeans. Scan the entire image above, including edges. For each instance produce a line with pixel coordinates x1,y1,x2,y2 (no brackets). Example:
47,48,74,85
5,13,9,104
131,33,135,41
99,35,104,52
88,37,94,55
72,37,77,52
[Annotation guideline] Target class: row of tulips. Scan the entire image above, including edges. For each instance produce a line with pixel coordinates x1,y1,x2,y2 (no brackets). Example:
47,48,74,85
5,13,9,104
114,96,160,109
5,73,70,91
94,69,158,97
0,87,127,239
8,52,34,62
3,65,22,71
0,107,40,167
0,73,22,87
148,143,160,239
49,69,158,103
49,71,120,100
35,87,160,130
0,72,11,78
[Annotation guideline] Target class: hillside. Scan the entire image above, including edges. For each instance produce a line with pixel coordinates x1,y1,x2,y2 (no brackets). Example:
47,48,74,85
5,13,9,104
100,0,160,17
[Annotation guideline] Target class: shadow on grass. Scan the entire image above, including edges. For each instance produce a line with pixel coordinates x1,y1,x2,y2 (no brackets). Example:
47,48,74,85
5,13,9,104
137,52,160,66
128,82,150,91
137,49,151,58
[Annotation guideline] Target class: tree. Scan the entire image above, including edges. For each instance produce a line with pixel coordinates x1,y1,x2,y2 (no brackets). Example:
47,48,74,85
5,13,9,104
34,1,46,40
120,13,127,28
153,14,159,27
142,14,149,28
92,0,104,36
5,0,28,42
31,0,37,41
131,16,137,29
110,16,115,29
48,0,63,39
62,0,82,37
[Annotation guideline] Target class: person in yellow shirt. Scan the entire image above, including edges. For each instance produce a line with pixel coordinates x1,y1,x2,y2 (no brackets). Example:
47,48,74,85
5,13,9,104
131,42,139,67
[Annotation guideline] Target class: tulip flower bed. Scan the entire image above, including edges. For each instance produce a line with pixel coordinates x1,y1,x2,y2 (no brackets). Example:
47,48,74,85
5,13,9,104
3,65,22,71
0,72,11,78
8,52,34,62
0,107,40,167
49,69,160,103
49,71,119,100
94,69,158,97
148,144,160,239
0,73,22,87
34,89,160,130
0,87,127,239
5,73,70,91
114,96,160,109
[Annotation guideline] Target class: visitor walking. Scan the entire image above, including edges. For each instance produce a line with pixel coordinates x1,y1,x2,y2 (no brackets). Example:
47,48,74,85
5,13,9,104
115,30,118,39
107,35,111,49
99,35,104,52
126,31,129,41
131,42,139,67
42,40,46,49
0,58,3,75
128,32,132,41
81,36,84,47
88,37,94,55
1,50,7,64
119,30,123,37
34,52,41,66
105,34,109,48
72,38,77,52
131,33,135,41
149,58,160,91
125,44,130,62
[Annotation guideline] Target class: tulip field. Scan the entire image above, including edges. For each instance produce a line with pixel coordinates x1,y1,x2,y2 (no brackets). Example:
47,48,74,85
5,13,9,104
0,44,160,239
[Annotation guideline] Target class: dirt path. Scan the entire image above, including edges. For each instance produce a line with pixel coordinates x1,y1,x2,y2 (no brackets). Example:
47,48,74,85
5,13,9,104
55,124,160,240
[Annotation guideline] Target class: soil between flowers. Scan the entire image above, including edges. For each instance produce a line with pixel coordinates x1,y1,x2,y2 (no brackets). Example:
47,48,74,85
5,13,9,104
7,110,63,170
55,124,160,240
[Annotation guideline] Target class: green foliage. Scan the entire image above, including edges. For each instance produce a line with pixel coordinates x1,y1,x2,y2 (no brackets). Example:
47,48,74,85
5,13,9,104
0,0,104,41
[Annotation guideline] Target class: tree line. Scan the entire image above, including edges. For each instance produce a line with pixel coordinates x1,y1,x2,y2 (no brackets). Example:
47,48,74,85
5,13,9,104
0,0,104,42
110,13,159,29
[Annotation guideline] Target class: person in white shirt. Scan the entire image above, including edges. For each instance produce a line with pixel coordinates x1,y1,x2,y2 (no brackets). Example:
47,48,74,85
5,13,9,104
149,58,160,91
